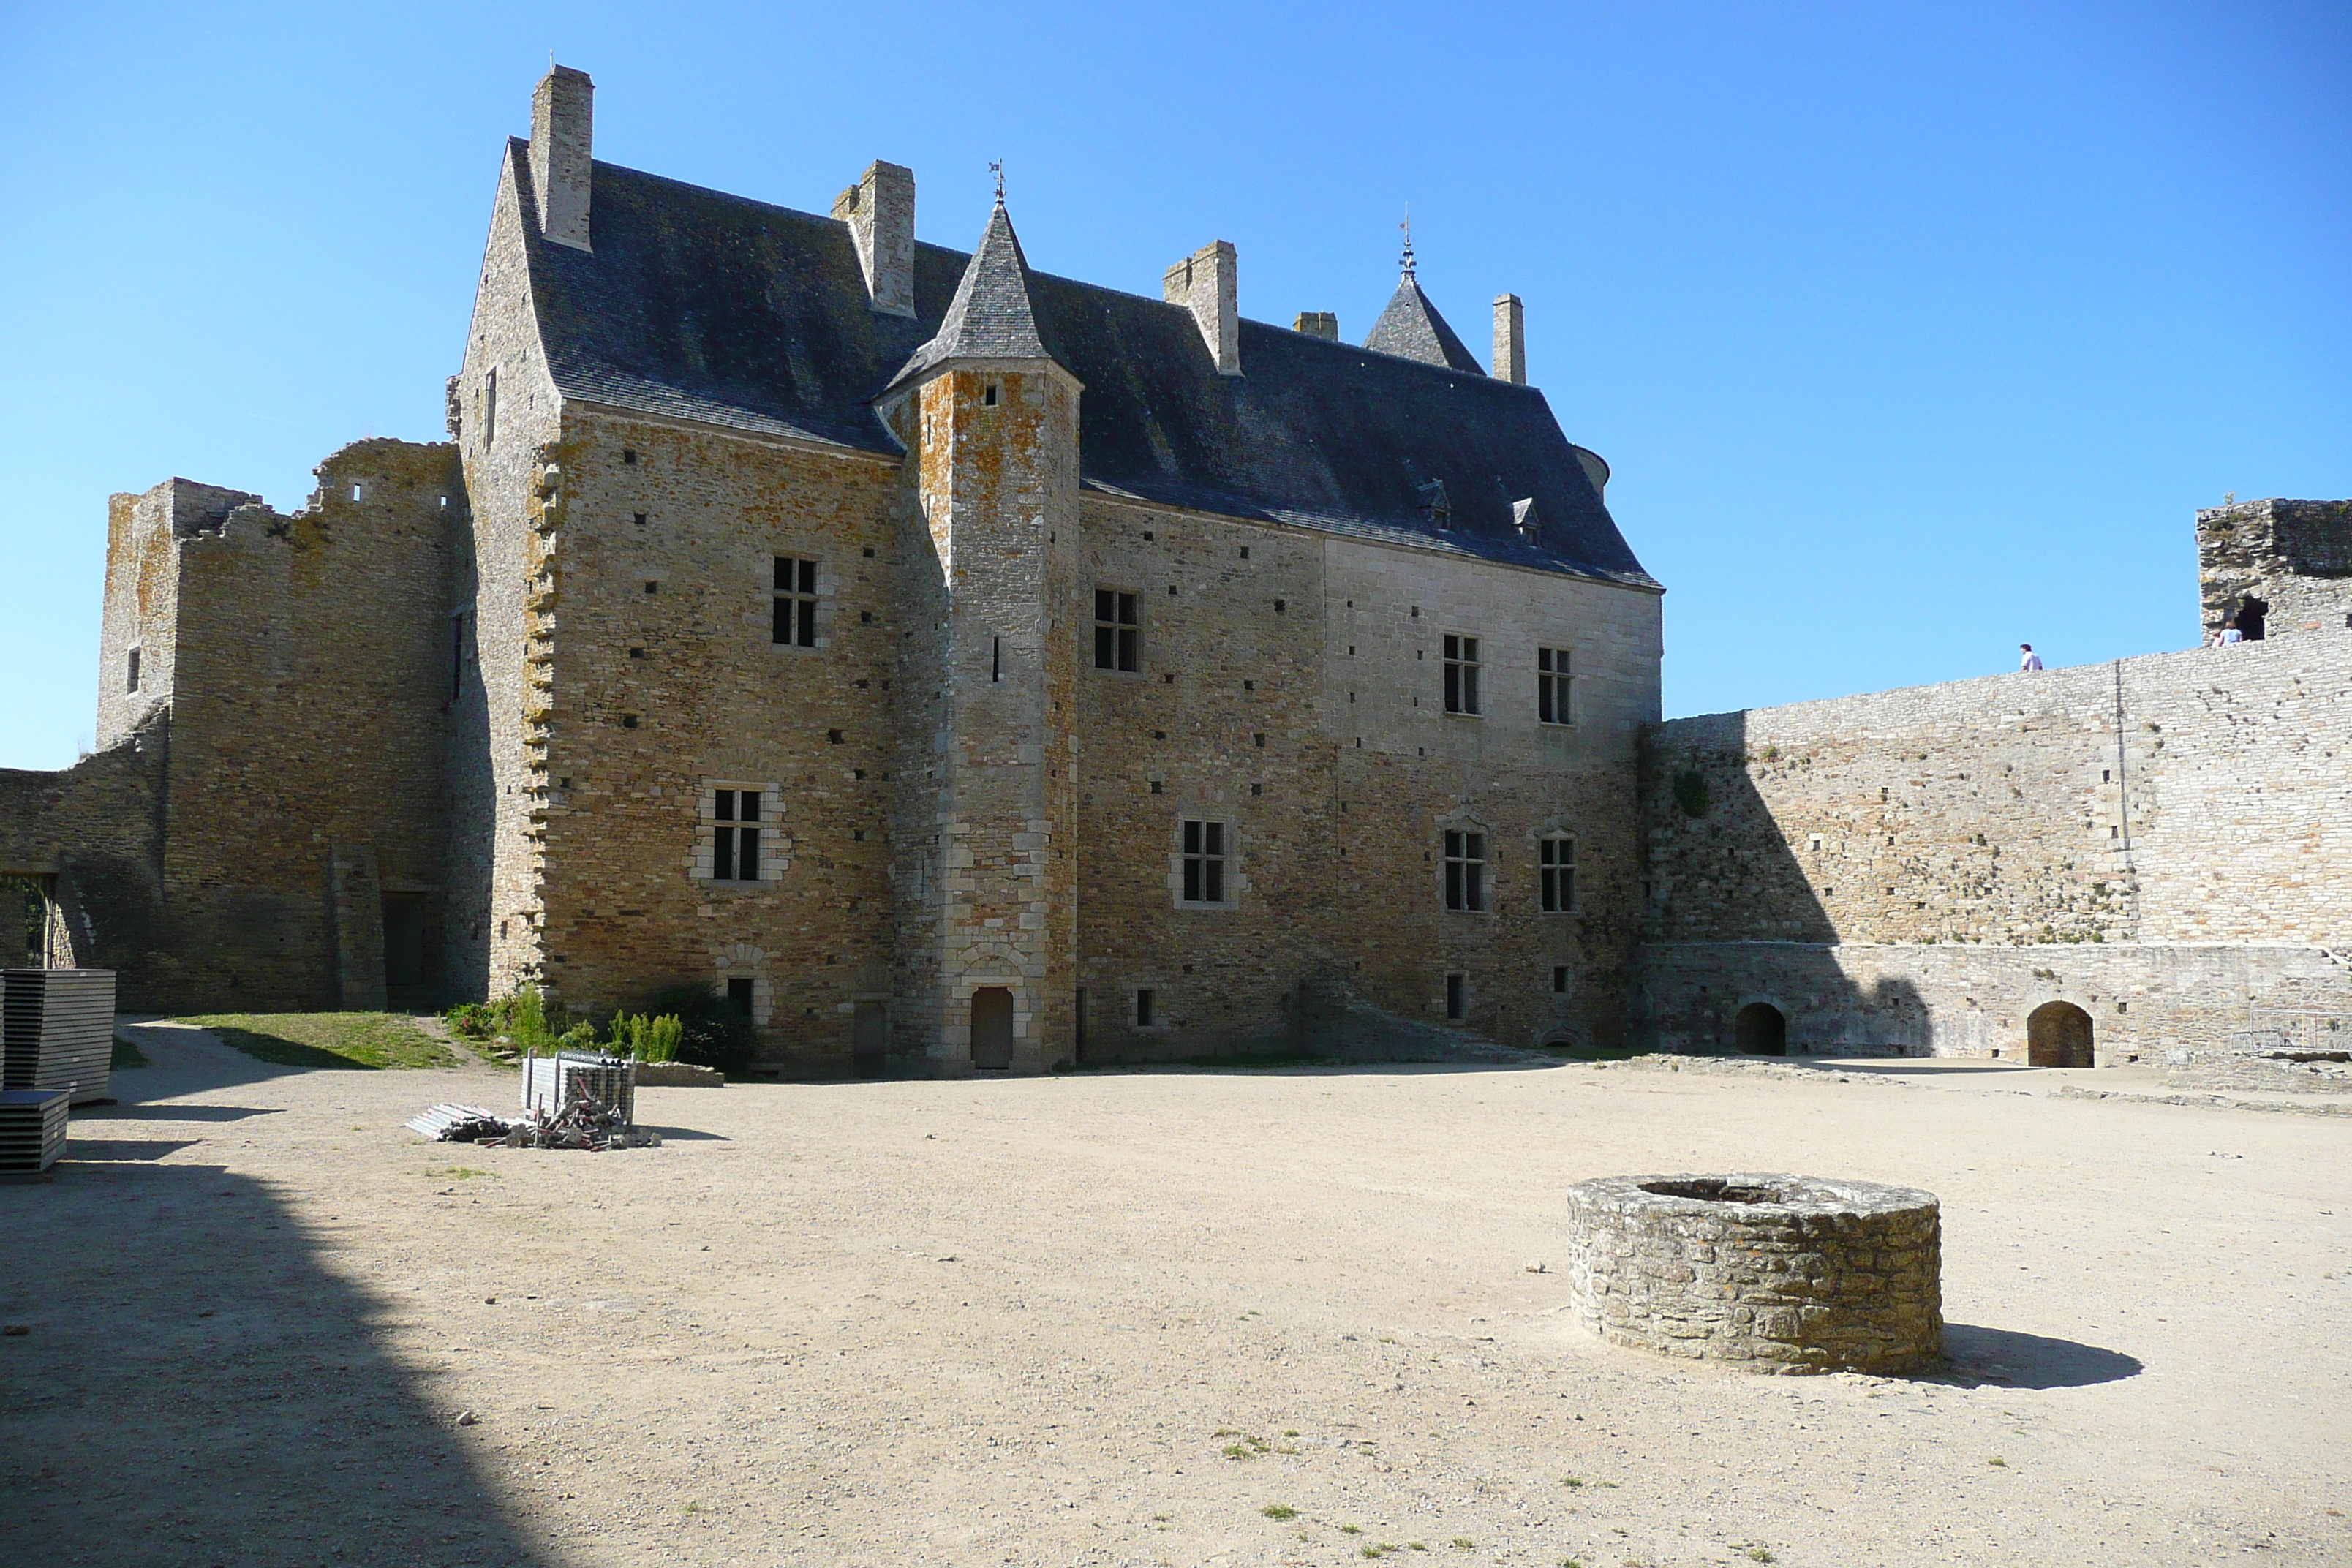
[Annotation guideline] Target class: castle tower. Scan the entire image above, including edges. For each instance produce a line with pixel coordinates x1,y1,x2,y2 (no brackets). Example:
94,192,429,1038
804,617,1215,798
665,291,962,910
883,199,1083,1073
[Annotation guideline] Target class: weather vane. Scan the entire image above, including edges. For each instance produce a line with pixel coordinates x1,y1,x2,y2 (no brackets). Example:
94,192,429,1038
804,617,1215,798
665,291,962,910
1399,206,1416,275
990,160,1005,203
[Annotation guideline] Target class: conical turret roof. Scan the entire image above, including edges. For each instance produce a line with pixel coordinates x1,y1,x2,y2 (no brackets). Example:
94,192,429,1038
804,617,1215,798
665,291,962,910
1363,271,1485,375
889,200,1049,388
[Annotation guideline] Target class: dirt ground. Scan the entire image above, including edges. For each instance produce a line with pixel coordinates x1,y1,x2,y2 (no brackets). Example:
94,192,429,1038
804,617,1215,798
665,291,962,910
7,1027,2349,1568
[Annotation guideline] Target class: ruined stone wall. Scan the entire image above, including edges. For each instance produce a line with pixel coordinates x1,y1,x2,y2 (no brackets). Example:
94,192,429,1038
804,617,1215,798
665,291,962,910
97,480,256,750
2198,498,2352,644
1,442,459,1012
448,142,572,1004
149,440,461,1009
1637,636,2352,1059
0,719,169,997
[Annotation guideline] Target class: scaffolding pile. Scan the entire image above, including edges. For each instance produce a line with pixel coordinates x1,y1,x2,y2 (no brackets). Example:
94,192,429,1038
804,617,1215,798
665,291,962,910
405,1051,655,1151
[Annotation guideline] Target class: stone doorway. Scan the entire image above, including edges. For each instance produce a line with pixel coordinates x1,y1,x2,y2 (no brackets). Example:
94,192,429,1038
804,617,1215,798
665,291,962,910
2027,1001,2094,1067
2237,596,2268,641
381,893,428,1001
1735,1002,1787,1055
6,875,53,968
970,987,1014,1071
853,1000,888,1079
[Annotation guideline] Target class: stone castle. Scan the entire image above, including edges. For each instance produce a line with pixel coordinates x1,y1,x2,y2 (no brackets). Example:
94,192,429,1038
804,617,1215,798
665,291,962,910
4,67,2347,1074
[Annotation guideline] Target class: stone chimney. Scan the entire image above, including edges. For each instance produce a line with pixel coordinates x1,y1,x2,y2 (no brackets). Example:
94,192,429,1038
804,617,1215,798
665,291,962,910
831,161,916,318
1292,312,1338,341
1492,294,1526,385
529,65,595,252
1164,241,1240,375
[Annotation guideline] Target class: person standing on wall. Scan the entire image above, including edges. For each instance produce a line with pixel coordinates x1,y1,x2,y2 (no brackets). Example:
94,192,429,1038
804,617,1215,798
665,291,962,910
2019,643,2044,671
2217,619,2244,647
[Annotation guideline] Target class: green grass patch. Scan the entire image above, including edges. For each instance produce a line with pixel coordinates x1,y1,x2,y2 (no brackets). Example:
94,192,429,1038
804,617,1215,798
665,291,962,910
174,1012,455,1071
110,1032,149,1069
1260,1504,1298,1521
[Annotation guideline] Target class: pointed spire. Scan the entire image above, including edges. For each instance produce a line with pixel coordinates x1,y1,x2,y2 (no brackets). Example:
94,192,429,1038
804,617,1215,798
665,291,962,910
1364,267,1485,375
888,197,1050,390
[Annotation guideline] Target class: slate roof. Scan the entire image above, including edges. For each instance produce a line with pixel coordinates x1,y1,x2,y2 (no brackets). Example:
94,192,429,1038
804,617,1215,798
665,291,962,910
513,143,1656,589
1363,272,1486,375
888,200,1048,389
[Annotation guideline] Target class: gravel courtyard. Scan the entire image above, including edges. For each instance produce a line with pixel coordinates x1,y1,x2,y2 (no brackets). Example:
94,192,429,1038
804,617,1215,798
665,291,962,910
6,1026,2348,1568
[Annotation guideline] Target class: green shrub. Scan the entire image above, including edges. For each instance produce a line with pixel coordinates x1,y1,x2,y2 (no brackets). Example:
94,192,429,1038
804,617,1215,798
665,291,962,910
606,1011,685,1063
445,1001,495,1039
643,984,755,1074
444,987,557,1051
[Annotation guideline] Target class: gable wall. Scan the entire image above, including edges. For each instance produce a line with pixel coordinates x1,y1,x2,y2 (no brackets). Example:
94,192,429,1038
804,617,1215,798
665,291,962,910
518,409,905,1058
449,145,577,1003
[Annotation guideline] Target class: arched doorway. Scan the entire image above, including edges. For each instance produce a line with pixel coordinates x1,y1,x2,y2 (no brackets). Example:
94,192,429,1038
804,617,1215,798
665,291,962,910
2027,1001,2093,1068
970,987,1014,1071
1735,1002,1787,1055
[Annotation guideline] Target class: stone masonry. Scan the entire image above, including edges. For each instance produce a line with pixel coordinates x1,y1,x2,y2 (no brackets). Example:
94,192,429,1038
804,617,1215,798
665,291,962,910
1637,634,2352,1061
12,61,2345,1085
1564,1173,1943,1374
2,444,464,1011
2198,497,2352,644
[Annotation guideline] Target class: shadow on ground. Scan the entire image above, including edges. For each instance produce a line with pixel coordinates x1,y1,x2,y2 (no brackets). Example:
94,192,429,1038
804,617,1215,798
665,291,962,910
1936,1323,2144,1390
1,1089,551,1565
1053,1055,1572,1079
80,1103,286,1123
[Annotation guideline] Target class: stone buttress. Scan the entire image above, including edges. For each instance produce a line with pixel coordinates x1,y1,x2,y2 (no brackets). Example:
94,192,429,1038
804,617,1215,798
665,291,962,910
881,200,1082,1072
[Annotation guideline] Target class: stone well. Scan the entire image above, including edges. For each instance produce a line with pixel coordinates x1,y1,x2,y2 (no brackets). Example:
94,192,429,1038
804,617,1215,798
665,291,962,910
1564,1172,1942,1374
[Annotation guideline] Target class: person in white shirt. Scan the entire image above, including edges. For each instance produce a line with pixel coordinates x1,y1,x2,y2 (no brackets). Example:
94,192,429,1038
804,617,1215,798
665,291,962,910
2019,644,2044,671
2218,620,2244,646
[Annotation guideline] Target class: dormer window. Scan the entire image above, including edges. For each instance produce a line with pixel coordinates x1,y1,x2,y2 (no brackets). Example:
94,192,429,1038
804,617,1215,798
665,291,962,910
1417,479,1452,530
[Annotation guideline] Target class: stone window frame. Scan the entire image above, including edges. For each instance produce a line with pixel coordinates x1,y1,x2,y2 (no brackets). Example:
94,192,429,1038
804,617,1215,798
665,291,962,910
1539,831,1576,914
1092,585,1143,675
762,550,831,654
691,779,787,889
1439,814,1493,914
1169,815,1242,911
1128,981,1172,1032
1537,644,1575,727
1441,630,1483,716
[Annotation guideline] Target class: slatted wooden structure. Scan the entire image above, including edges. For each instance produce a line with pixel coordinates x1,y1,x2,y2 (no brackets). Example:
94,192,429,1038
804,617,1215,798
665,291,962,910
0,1088,69,1175
1,969,115,1107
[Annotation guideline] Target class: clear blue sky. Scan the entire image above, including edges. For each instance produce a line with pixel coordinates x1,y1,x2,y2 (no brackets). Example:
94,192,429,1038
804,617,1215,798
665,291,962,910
2,1,2345,770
